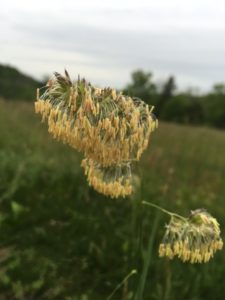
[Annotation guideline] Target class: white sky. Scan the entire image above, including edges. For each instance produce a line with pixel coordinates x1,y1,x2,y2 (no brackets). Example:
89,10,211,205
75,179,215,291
1,0,225,91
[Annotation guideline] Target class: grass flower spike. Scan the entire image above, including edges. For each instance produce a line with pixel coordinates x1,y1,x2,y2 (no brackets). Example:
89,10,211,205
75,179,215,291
35,71,157,167
81,158,133,198
159,209,223,263
35,71,157,197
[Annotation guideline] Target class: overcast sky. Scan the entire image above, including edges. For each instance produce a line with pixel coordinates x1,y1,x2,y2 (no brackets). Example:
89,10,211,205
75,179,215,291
1,0,225,91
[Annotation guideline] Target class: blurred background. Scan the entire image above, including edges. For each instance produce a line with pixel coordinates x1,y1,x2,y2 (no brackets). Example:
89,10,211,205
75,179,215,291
1,0,225,299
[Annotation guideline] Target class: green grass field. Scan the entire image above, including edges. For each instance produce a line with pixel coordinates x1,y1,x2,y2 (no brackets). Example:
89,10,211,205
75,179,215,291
0,99,225,300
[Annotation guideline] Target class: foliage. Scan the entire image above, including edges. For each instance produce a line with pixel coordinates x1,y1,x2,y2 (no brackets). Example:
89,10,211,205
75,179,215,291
155,76,176,116
161,95,204,125
124,70,225,129
203,84,225,129
123,70,157,106
0,100,225,299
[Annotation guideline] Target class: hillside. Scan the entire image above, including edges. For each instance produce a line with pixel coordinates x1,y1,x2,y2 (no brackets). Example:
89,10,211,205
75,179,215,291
0,64,42,101
0,100,225,299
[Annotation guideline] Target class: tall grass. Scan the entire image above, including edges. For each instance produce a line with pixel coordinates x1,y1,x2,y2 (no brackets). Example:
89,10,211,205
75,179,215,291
0,100,225,299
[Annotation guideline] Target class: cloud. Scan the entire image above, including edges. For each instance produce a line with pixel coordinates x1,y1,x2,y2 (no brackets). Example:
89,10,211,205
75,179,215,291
1,0,225,90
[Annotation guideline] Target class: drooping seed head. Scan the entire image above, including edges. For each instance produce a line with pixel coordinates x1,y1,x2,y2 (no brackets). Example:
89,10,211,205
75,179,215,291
159,209,223,263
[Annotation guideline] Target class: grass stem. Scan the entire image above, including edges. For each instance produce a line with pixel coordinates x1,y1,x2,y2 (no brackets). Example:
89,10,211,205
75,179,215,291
142,200,187,222
135,211,161,300
106,269,137,300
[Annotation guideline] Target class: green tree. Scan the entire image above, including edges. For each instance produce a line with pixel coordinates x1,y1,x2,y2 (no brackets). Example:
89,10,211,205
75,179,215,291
203,84,225,128
161,94,204,125
123,70,157,106
156,76,176,116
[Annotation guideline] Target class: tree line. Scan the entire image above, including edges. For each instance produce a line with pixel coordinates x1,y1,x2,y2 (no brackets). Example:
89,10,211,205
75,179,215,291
1,64,225,129
123,70,225,129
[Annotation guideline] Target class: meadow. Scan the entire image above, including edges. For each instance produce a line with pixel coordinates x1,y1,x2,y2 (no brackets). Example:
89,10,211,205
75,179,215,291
0,99,225,300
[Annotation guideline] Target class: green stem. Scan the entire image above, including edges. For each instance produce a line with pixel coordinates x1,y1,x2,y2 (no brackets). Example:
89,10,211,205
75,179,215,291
106,269,137,300
135,211,161,300
142,201,187,222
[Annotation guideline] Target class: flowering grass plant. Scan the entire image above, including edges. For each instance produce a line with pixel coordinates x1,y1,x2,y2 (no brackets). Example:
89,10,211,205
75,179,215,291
35,71,157,198
34,70,223,299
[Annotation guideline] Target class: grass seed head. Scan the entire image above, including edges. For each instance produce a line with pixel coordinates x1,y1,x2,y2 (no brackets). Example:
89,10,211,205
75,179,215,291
35,71,157,166
159,209,223,263
35,71,157,197
81,158,133,198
